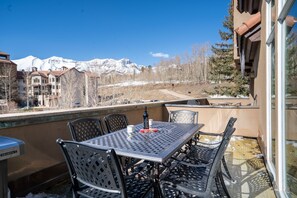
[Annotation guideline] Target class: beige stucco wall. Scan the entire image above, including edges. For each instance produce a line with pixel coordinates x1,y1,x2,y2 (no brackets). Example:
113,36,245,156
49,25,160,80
233,4,251,60
0,102,166,183
233,1,269,157
165,105,259,137
252,2,268,158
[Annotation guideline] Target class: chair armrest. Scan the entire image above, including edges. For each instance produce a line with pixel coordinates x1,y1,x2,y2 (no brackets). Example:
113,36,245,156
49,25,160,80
197,131,223,137
192,140,221,146
179,161,211,168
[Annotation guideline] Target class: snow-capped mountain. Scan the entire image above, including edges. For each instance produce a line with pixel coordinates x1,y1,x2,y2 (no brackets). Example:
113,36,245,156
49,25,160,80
13,56,143,75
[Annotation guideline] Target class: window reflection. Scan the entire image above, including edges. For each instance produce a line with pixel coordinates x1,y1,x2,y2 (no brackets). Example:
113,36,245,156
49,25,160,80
271,40,276,166
271,0,275,28
285,1,297,196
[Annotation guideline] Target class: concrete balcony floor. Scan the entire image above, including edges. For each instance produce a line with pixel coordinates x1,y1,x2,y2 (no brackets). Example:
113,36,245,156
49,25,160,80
23,137,275,198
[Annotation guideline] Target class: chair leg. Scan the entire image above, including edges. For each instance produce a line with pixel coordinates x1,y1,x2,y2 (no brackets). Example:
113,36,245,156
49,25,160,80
222,156,236,183
217,170,231,198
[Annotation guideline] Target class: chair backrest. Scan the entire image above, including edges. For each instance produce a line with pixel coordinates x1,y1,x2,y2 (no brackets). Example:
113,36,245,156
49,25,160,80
68,118,104,142
204,126,235,195
56,139,127,197
222,117,237,137
187,100,200,105
104,113,129,133
168,110,198,124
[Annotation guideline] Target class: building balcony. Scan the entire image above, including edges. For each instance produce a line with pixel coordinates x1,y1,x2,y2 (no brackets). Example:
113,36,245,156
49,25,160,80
0,99,278,197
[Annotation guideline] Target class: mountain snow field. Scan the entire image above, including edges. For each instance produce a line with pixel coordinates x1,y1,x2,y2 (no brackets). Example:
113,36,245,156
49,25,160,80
13,56,143,75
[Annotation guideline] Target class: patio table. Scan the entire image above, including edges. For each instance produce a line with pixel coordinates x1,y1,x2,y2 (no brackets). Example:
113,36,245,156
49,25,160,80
83,121,204,164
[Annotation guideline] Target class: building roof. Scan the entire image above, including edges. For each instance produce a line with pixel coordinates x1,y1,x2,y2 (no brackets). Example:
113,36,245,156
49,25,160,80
0,59,16,65
49,70,64,76
237,0,261,14
235,12,261,36
30,71,50,78
235,12,261,76
0,51,9,56
286,16,297,27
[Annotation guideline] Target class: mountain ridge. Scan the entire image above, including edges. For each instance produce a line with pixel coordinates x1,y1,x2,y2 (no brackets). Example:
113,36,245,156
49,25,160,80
13,56,143,75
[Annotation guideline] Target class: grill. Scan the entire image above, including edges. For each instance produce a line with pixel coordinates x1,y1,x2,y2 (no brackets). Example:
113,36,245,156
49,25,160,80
0,136,24,198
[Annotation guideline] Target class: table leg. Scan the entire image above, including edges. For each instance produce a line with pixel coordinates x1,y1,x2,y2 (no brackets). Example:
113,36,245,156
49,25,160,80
153,163,163,198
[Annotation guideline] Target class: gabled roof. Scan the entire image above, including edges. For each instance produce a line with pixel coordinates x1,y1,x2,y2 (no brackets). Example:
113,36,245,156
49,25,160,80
30,71,49,78
0,59,16,65
0,51,9,56
49,70,64,76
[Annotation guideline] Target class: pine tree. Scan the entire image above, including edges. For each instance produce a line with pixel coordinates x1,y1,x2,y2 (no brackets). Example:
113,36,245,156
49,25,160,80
209,1,249,96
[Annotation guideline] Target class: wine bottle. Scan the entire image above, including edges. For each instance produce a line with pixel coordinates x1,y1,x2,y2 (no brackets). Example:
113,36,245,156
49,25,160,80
143,106,149,129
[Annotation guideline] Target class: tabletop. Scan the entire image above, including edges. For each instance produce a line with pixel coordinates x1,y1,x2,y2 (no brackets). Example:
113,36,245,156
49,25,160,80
84,121,204,163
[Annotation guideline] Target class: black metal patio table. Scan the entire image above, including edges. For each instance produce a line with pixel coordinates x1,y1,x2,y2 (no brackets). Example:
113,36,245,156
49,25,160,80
84,121,204,163
83,121,204,197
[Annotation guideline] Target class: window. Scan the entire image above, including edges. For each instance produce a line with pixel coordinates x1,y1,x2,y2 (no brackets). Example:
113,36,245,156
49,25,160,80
52,78,55,82
284,1,297,196
33,78,40,83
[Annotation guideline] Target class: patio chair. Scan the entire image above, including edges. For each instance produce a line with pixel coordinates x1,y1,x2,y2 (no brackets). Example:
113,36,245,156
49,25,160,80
67,118,104,142
168,110,198,154
185,117,237,182
104,113,149,176
168,110,198,124
160,126,235,197
56,139,155,198
104,113,129,133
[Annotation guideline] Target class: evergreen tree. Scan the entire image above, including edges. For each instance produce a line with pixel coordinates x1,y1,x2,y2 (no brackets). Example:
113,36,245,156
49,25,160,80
209,1,249,96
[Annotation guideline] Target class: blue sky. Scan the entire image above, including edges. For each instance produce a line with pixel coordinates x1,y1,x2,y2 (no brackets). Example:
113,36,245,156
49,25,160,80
0,0,230,66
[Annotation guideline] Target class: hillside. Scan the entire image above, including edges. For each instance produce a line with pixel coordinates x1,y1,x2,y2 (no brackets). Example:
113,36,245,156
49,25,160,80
98,82,211,105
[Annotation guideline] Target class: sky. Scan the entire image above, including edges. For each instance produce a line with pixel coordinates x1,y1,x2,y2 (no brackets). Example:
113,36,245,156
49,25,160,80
0,0,230,66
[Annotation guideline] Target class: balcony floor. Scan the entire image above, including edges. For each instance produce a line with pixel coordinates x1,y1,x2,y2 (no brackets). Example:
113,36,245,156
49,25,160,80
23,137,275,198
224,136,275,198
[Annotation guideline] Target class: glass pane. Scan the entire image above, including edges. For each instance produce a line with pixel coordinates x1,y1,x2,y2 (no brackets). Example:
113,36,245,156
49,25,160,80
271,40,276,166
285,1,297,196
271,0,275,29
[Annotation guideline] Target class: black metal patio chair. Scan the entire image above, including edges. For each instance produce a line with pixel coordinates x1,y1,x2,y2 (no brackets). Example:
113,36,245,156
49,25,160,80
160,126,235,197
56,139,155,198
104,113,129,133
168,110,198,124
104,113,150,176
168,110,199,154
184,117,237,182
67,118,104,142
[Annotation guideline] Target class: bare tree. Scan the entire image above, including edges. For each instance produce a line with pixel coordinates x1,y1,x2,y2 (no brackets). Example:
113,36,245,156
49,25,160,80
60,68,84,108
85,73,99,107
0,63,17,111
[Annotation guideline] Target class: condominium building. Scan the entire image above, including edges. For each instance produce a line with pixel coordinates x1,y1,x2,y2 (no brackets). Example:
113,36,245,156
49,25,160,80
17,66,99,108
